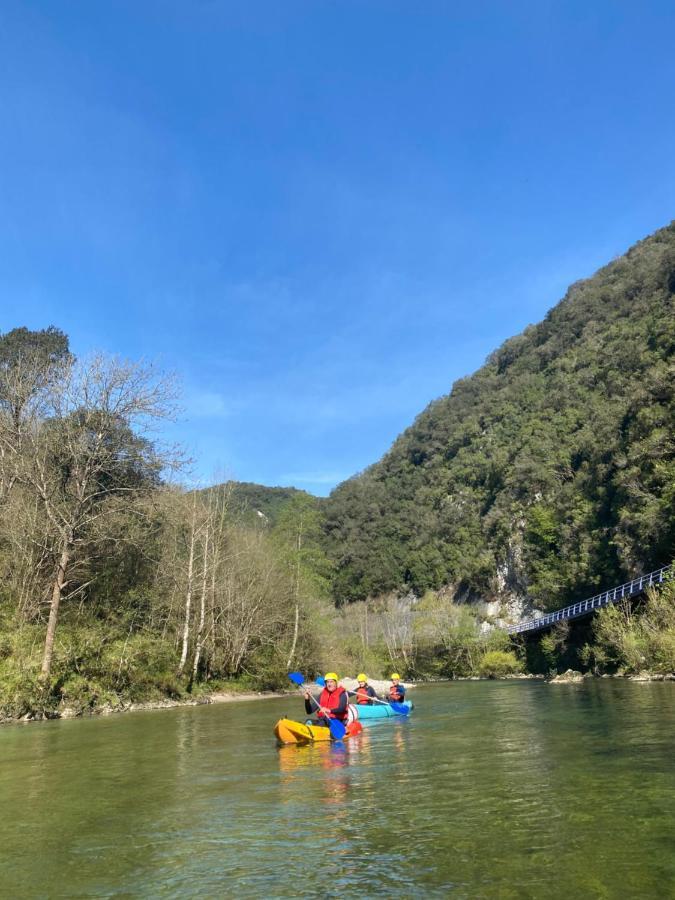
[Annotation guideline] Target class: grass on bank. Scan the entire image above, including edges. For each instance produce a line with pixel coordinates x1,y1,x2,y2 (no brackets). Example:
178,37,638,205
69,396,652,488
0,615,296,719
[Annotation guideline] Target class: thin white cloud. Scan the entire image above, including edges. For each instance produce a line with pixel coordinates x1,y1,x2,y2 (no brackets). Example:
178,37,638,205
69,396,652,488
188,390,231,418
280,471,349,486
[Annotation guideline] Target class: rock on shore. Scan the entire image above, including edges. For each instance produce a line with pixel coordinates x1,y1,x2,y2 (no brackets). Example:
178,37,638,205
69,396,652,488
548,669,586,683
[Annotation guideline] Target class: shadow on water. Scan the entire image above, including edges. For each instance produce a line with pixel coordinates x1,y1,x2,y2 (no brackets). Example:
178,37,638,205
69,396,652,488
1,683,674,898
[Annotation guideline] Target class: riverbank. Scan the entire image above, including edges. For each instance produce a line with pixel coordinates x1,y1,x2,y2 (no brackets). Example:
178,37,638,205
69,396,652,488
3,670,672,725
453,671,675,683
548,668,675,683
0,688,289,726
0,676,420,725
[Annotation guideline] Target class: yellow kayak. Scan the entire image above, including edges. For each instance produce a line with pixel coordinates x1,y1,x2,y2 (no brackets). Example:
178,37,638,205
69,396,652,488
274,717,362,744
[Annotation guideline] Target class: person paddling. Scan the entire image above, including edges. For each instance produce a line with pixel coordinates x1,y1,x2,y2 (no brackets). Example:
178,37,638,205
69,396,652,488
354,673,378,705
304,672,348,726
389,673,406,704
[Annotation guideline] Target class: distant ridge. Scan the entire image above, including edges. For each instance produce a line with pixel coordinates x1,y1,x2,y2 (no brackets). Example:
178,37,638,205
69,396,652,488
210,481,317,528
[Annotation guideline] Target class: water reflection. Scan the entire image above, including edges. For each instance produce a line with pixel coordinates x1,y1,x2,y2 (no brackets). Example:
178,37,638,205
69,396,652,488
278,741,347,775
278,737,357,814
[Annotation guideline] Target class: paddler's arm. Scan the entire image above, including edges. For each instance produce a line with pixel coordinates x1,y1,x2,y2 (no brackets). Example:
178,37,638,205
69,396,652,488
304,691,317,715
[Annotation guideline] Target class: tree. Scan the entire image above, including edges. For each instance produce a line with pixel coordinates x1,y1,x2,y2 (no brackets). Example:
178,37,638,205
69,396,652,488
178,492,198,676
271,493,333,670
14,354,178,678
0,326,71,502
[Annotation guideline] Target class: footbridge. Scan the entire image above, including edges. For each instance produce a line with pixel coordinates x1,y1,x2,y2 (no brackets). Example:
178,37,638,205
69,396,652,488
507,564,672,635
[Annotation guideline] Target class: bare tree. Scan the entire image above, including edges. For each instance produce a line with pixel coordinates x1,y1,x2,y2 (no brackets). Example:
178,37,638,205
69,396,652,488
191,486,231,682
285,514,303,671
379,593,415,669
178,492,198,676
191,512,210,682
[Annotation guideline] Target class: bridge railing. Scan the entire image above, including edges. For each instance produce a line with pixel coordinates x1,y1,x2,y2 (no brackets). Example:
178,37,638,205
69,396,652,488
507,564,673,635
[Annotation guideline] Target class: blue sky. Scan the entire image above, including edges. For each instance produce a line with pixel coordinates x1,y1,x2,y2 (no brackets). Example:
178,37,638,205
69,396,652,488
1,1,674,495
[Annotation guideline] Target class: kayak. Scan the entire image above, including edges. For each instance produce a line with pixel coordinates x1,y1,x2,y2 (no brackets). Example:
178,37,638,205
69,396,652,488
274,718,362,745
350,700,413,720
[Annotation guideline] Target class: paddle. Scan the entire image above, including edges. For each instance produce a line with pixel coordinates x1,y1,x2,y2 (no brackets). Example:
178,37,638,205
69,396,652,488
346,688,410,716
288,673,347,740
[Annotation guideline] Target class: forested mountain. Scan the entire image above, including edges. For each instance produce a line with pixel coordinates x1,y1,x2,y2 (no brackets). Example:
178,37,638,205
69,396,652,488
324,222,675,611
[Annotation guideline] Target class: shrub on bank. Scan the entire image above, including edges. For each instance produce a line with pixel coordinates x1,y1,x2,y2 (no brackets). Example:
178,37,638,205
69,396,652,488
58,674,113,713
0,669,52,719
478,650,522,678
585,583,675,675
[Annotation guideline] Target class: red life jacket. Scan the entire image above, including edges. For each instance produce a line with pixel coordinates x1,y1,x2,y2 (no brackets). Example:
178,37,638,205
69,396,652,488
355,685,371,704
389,683,403,702
318,685,347,721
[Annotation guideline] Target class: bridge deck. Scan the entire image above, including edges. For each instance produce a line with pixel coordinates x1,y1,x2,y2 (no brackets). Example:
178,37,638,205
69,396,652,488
507,564,672,635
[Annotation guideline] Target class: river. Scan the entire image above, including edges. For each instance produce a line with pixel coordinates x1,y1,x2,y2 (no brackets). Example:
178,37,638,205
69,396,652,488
1,681,673,898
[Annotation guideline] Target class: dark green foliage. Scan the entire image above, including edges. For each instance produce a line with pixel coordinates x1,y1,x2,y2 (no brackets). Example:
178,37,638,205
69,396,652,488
325,222,675,609
0,325,72,426
0,325,69,366
522,612,613,675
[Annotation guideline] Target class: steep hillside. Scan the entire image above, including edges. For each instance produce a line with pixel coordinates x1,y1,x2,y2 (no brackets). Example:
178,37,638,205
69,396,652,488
325,222,675,611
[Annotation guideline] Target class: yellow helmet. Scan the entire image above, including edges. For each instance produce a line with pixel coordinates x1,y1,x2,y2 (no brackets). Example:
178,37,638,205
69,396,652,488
324,672,339,682
357,673,367,682
390,673,401,680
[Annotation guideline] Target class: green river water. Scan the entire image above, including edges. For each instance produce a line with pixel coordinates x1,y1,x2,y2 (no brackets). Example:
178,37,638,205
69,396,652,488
1,681,673,898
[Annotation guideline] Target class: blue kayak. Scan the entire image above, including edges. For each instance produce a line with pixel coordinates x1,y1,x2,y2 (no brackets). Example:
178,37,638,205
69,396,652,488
349,700,413,720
